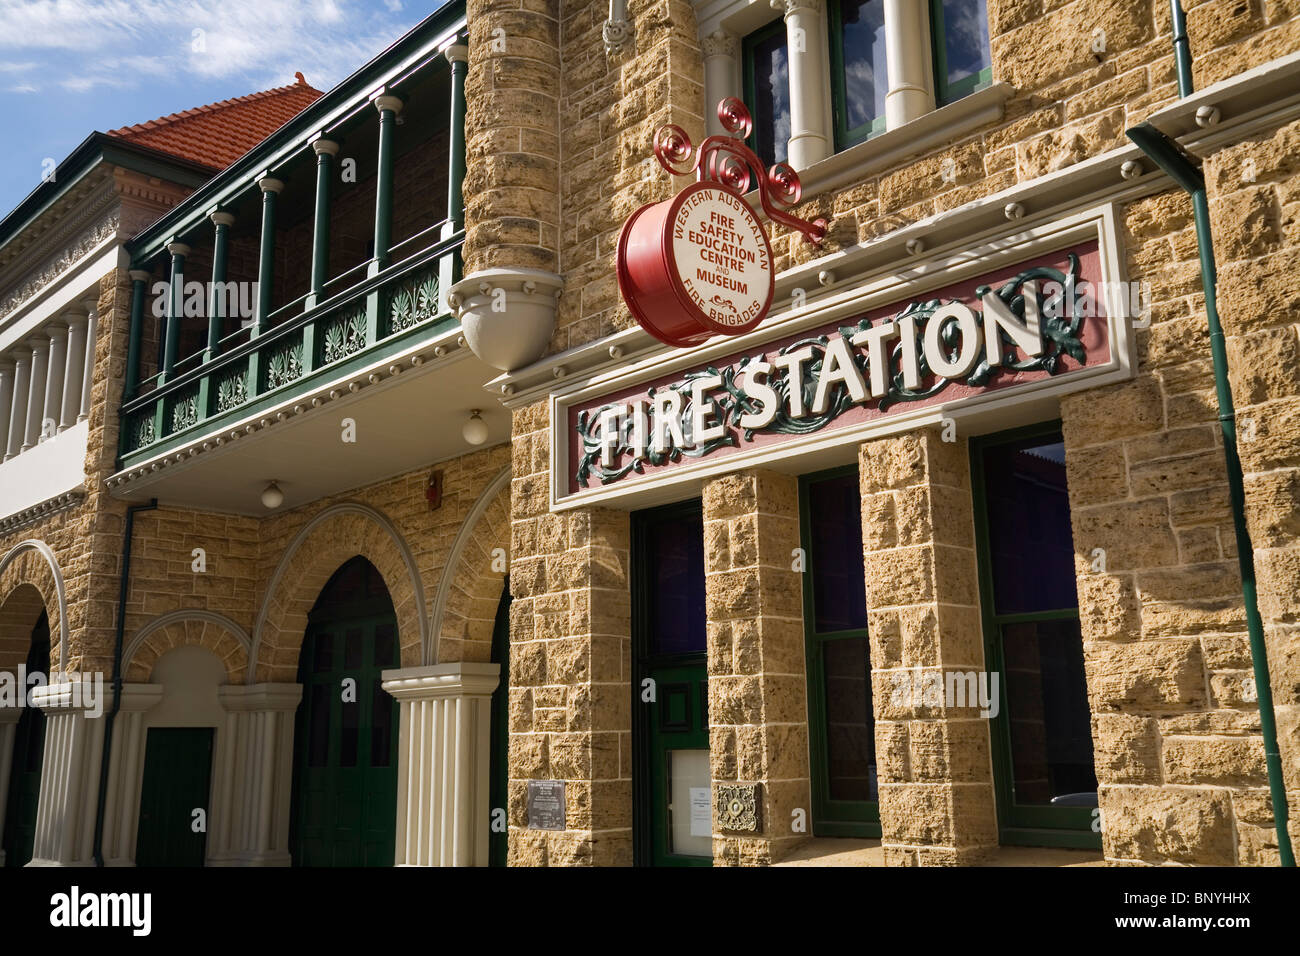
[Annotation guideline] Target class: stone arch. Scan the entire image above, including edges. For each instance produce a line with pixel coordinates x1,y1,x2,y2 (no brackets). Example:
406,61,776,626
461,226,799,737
0,540,68,673
123,610,251,684
431,466,511,664
251,502,426,683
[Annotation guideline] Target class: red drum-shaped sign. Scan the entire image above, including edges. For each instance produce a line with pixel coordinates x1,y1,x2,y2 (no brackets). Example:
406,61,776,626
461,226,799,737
617,182,775,348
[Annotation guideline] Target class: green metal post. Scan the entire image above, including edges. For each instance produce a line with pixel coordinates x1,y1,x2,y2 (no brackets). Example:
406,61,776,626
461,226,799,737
125,269,149,398
254,176,283,335
445,45,468,232
207,211,234,360
309,138,338,309
161,242,189,384
371,94,403,277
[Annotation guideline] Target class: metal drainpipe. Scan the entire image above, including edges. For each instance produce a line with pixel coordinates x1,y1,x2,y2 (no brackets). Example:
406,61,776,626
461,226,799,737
1123,0,1295,867
92,497,158,867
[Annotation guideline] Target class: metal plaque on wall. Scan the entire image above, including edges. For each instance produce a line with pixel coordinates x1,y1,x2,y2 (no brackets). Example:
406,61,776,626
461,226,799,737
716,783,761,833
527,780,567,831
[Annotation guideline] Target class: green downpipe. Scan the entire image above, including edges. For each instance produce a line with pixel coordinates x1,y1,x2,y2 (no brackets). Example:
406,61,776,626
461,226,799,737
1122,0,1295,867
92,498,158,867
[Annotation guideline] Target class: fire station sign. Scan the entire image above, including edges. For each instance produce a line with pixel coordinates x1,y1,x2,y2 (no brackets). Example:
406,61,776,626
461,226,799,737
558,236,1126,505
617,98,826,348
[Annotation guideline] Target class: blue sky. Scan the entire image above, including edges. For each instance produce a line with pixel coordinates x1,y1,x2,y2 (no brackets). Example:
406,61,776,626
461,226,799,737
0,0,438,217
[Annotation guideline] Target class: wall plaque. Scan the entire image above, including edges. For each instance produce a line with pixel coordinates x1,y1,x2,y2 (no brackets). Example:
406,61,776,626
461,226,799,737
716,783,761,833
527,779,567,831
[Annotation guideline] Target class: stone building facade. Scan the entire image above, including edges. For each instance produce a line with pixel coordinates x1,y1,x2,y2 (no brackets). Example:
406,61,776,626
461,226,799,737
1,0,1298,869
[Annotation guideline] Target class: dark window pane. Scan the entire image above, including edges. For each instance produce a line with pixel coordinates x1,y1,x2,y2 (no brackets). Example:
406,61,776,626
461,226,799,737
307,689,331,768
340,693,359,768
939,0,991,93
370,679,393,768
823,636,876,801
374,623,397,667
312,632,334,674
837,0,888,134
645,510,706,656
1002,618,1097,806
982,437,1079,614
749,28,790,169
808,471,867,633
344,627,364,670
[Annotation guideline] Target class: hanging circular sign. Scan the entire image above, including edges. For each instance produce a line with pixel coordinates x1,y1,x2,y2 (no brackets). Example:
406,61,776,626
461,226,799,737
617,181,775,348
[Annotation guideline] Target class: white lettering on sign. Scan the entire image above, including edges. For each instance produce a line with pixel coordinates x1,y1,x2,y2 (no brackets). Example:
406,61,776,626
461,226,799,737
671,187,771,329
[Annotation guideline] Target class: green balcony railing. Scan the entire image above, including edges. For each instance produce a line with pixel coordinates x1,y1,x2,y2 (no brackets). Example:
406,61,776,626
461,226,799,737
118,229,462,466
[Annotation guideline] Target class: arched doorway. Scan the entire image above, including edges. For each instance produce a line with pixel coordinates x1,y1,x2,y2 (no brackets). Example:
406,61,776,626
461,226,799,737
289,557,400,866
3,610,49,867
489,581,510,867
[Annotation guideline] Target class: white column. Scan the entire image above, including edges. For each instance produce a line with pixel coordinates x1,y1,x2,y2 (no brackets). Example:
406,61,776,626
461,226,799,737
884,0,936,128
22,338,49,451
382,662,500,866
702,31,740,137
5,353,29,460
78,308,97,423
212,683,301,866
27,679,105,866
41,322,67,443
61,314,88,432
0,706,21,868
771,0,830,169
0,359,14,459
97,685,163,866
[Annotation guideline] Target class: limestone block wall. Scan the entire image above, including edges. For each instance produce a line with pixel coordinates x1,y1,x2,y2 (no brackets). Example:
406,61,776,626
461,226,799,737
701,470,810,865
1205,114,1300,864
507,399,634,865
858,428,997,866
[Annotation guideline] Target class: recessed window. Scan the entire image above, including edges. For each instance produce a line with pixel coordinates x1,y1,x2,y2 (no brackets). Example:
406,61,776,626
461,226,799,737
931,0,992,105
829,0,889,150
743,20,791,170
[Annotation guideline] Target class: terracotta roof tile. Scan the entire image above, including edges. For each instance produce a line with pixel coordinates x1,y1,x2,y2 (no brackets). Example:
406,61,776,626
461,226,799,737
106,73,323,170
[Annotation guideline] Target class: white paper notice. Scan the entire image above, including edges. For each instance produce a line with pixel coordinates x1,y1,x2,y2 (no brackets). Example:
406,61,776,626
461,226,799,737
689,787,711,837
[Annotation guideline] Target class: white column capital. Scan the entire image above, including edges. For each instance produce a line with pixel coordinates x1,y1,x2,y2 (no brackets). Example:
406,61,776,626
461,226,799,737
210,210,237,227
128,269,152,283
381,662,500,701
166,241,191,258
257,177,284,195
771,0,821,18
702,30,738,60
310,138,339,157
45,321,68,341
63,311,88,329
442,43,468,66
217,682,303,712
372,93,405,116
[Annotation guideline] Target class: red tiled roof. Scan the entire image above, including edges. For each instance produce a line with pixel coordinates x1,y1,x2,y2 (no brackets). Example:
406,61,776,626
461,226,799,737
106,73,323,170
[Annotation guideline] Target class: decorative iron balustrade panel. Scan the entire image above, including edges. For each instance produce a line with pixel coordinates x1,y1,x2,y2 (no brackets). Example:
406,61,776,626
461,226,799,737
387,267,442,335
124,408,156,453
264,331,306,391
320,305,368,365
215,365,249,414
169,384,201,434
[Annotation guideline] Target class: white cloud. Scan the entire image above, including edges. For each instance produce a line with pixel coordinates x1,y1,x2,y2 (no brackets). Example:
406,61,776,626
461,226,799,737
8,82,37,93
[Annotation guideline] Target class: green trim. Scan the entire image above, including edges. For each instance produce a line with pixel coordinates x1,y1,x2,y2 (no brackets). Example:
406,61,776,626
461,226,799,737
969,420,1101,850
125,4,467,264
254,187,277,332
741,19,789,168
828,0,888,152
207,221,230,359
798,464,880,838
929,0,993,107
309,151,333,303
125,277,146,398
447,56,467,231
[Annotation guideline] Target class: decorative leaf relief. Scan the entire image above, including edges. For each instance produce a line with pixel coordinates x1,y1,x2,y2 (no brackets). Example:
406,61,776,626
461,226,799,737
265,336,304,390
170,387,200,434
322,306,367,364
126,410,155,452
215,367,248,413
388,270,441,334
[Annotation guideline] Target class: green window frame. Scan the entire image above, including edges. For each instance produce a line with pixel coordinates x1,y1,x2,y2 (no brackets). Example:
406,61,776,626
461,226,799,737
742,18,791,170
799,464,879,837
930,0,993,106
970,421,1101,850
828,0,889,151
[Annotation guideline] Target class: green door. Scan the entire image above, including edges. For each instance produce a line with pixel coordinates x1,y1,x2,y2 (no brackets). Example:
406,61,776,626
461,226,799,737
633,502,712,867
290,557,400,867
135,727,214,867
800,467,879,837
489,582,510,868
3,612,48,868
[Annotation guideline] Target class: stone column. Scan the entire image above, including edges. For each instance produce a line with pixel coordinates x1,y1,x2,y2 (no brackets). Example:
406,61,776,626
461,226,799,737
859,427,997,865
97,685,163,866
0,706,20,868
0,359,13,458
161,242,190,383
702,32,739,137
771,0,830,168
883,0,935,128
508,401,633,866
28,680,105,866
23,337,49,451
5,352,29,460
78,307,96,424
381,662,500,866
210,683,301,866
702,469,811,866
61,314,87,431
41,322,67,442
